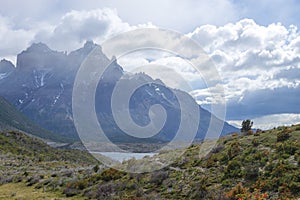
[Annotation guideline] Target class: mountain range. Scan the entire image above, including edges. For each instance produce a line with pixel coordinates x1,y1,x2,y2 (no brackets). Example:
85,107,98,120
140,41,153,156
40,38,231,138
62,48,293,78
0,41,238,144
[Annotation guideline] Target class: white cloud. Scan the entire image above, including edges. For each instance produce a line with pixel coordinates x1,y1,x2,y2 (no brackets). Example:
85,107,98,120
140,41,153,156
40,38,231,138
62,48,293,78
0,5,299,124
234,0,300,28
0,16,35,64
108,0,238,31
35,9,133,52
228,113,300,130
188,19,300,111
0,8,130,62
116,42,206,91
1,0,300,33
0,8,154,61
0,0,238,32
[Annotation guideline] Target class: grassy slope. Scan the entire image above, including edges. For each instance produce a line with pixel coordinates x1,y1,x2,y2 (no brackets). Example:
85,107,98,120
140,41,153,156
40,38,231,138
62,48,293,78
0,182,83,200
0,131,98,164
61,124,300,200
0,131,100,199
0,96,70,142
0,125,300,199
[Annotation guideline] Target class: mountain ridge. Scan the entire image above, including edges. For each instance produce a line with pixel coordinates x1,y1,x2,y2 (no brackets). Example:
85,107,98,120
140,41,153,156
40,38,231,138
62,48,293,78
0,41,238,143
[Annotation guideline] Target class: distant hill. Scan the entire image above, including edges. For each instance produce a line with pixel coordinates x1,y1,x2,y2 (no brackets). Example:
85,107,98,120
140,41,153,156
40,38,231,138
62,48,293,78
0,131,97,164
0,96,70,142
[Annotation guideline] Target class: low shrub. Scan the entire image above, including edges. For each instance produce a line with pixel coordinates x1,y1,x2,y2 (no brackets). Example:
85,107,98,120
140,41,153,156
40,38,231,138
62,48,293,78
100,168,125,181
243,165,259,181
276,141,298,155
224,160,242,178
63,187,80,197
252,138,260,147
277,129,292,142
26,175,42,186
225,183,247,199
150,170,169,185
227,141,241,159
95,182,124,198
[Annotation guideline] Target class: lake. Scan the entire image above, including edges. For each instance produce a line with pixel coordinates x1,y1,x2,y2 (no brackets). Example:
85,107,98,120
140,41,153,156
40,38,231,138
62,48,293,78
90,151,157,162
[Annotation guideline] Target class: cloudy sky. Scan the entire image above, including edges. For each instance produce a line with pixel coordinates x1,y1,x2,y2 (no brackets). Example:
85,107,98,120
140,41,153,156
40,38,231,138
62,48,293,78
0,0,299,129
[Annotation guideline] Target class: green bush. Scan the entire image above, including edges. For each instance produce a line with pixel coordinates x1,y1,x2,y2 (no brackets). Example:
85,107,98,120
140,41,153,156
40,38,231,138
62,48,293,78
247,130,254,135
190,178,207,199
64,179,89,191
243,166,259,181
76,179,89,190
276,141,298,155
277,129,291,142
227,141,241,159
221,179,231,187
206,154,218,167
252,138,260,147
289,181,300,195
100,168,125,181
271,162,289,178
255,129,262,135
224,160,242,178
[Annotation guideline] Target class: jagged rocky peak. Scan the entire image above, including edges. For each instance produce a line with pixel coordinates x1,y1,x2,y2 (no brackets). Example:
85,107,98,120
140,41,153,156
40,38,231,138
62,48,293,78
83,40,97,50
0,59,15,74
79,40,99,52
26,42,52,53
16,42,66,69
111,55,117,61
68,40,101,59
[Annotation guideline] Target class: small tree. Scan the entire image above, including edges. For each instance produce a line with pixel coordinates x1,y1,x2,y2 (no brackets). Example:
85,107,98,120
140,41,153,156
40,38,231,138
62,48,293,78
241,119,253,134
93,164,99,173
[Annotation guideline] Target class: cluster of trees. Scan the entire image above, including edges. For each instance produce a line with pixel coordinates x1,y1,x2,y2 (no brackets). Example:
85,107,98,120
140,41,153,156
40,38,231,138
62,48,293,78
241,119,253,134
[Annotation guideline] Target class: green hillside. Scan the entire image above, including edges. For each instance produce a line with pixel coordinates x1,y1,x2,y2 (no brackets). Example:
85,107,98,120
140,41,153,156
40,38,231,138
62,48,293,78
0,130,100,199
0,131,97,164
58,124,300,199
0,125,300,199
0,96,70,142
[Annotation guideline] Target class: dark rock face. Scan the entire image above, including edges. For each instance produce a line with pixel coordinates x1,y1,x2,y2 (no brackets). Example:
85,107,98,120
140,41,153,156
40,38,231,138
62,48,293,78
0,42,238,142
0,59,15,79
0,42,98,140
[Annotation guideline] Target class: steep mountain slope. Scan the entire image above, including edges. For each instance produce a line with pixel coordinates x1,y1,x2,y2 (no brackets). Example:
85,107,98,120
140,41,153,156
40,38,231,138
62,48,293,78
0,96,68,142
96,70,237,145
0,43,86,139
0,42,238,142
